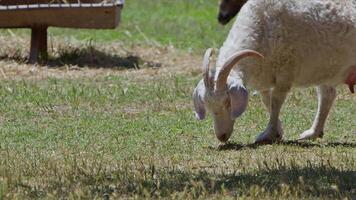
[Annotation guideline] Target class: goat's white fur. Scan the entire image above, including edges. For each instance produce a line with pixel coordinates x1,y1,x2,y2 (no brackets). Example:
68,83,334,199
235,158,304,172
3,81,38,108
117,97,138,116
193,0,356,143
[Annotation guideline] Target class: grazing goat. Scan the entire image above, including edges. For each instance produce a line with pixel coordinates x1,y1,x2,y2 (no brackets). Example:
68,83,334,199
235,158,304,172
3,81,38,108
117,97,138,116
193,0,356,143
218,0,247,25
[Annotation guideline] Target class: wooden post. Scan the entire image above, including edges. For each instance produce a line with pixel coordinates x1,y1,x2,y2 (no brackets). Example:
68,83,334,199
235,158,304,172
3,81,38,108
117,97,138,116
29,26,48,64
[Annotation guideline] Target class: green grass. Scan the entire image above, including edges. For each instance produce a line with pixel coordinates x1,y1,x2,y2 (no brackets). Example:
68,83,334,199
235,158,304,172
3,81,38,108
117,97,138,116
0,74,355,199
0,0,355,199
1,0,231,51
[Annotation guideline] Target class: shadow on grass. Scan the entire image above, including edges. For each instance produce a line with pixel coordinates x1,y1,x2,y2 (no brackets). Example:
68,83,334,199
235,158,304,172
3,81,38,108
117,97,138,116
0,50,28,63
0,46,162,69
47,46,161,69
215,140,356,151
173,167,352,198
84,165,355,199
15,157,356,198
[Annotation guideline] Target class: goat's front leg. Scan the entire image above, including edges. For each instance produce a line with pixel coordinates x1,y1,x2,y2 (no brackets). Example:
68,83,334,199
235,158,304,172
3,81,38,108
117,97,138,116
260,90,284,137
299,85,336,140
255,87,290,144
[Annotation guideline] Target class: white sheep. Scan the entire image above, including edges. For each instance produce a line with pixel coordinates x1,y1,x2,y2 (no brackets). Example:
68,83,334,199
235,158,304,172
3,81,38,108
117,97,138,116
193,0,356,143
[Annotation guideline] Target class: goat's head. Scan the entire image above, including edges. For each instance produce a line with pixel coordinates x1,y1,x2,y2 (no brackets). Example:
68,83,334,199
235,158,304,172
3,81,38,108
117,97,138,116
218,0,248,25
193,48,263,142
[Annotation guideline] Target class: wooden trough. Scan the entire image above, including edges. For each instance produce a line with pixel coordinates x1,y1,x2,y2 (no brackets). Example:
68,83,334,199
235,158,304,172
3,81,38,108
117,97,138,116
0,0,124,63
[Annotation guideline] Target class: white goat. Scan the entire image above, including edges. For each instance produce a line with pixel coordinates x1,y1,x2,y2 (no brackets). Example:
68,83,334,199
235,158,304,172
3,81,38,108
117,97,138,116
193,0,356,143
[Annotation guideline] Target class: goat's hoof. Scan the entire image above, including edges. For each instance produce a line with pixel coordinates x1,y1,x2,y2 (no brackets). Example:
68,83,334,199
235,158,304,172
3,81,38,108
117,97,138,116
298,129,324,140
255,130,283,144
255,123,284,144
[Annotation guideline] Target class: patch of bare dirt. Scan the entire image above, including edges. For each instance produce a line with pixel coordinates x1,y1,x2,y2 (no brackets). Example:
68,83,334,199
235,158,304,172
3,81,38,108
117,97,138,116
0,35,202,81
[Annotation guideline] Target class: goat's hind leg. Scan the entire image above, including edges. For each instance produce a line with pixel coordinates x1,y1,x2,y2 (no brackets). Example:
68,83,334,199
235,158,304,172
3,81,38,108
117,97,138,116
299,85,336,140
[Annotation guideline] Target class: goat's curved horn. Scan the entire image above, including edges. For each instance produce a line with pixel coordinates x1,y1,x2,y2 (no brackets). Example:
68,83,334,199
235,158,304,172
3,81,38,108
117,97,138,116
203,48,214,90
216,50,264,91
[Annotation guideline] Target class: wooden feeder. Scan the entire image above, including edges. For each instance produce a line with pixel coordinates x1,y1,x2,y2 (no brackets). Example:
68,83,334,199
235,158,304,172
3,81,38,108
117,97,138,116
0,0,124,63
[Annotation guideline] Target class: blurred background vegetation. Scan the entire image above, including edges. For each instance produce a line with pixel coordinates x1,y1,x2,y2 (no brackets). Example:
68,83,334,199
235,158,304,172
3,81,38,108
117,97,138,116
2,0,232,51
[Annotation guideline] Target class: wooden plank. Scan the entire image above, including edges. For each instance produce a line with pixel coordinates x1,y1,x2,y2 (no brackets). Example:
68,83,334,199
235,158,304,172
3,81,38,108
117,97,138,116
0,3,123,10
0,0,118,5
0,5,122,29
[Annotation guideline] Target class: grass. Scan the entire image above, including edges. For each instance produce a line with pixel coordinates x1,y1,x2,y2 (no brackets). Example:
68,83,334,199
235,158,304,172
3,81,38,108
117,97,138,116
0,69,355,199
0,0,355,199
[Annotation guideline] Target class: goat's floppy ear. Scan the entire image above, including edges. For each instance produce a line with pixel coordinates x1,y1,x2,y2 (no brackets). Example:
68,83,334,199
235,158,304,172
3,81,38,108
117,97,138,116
228,84,248,119
193,80,206,120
